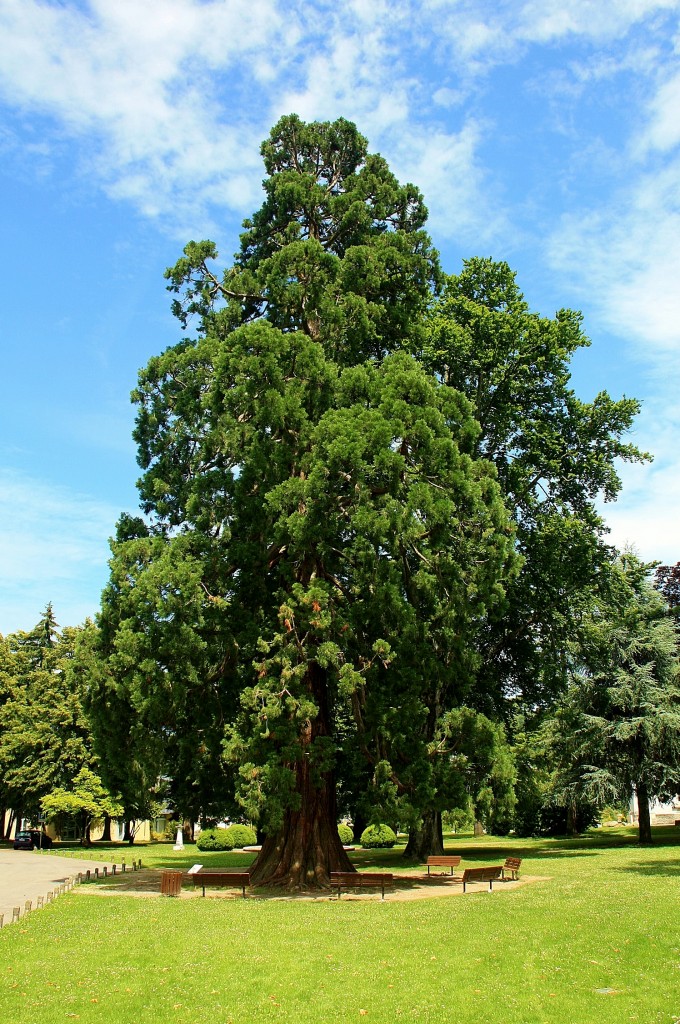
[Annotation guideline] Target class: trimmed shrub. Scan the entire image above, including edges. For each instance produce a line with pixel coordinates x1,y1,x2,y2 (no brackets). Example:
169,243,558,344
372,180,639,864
225,823,257,848
360,824,397,848
338,823,354,845
196,828,234,852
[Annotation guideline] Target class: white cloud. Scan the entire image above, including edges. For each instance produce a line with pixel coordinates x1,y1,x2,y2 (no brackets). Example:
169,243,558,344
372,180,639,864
420,0,680,86
548,157,680,358
3,0,674,243
638,70,680,153
600,395,680,565
0,469,123,634
0,0,295,230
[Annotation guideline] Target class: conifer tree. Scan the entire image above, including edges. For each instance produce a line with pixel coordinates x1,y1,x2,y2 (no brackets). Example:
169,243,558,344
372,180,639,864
95,116,516,887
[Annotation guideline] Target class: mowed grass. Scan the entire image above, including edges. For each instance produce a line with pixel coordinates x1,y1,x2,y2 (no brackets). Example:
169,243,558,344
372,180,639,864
2,829,680,1024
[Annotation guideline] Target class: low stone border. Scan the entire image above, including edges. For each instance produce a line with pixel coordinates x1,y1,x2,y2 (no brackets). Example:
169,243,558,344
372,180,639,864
0,858,144,927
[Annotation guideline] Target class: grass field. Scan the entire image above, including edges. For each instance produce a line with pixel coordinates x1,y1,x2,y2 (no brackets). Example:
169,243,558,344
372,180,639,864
1,828,679,1023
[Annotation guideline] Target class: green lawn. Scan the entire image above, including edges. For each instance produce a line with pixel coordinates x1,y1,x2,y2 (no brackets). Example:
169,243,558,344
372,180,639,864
2,829,680,1023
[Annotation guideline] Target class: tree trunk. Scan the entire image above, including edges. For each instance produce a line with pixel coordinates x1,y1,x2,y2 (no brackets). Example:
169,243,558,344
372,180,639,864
566,799,578,837
351,809,368,847
99,814,112,842
249,662,353,889
123,819,133,843
403,809,444,860
636,780,653,845
10,808,21,838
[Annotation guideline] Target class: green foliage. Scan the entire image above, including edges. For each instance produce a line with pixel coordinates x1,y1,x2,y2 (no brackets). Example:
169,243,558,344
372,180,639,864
442,807,473,833
360,824,397,848
425,258,647,709
337,823,354,844
81,120,645,878
225,823,257,848
41,767,122,843
551,553,680,842
196,828,235,852
92,115,520,884
0,607,120,829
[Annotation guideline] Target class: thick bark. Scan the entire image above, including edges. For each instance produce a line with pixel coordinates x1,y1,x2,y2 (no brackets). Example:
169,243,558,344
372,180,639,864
636,780,653,845
249,662,353,889
98,814,112,842
403,810,444,860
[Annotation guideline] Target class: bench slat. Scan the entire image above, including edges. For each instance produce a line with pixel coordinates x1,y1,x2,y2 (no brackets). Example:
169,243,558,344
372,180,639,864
426,855,461,876
192,871,251,898
502,857,522,880
330,871,393,900
461,866,503,892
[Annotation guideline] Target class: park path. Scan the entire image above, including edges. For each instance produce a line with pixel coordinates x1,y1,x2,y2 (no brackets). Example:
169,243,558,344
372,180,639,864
0,848,106,926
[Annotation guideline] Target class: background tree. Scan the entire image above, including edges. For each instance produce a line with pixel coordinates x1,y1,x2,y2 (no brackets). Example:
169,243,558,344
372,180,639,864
93,115,517,888
0,606,119,837
424,258,646,713
654,562,680,612
552,554,680,844
78,537,238,836
41,767,123,846
383,258,645,853
415,256,647,851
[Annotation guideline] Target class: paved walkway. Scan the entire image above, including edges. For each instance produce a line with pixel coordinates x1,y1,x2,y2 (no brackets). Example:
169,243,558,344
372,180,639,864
0,850,547,917
0,848,106,925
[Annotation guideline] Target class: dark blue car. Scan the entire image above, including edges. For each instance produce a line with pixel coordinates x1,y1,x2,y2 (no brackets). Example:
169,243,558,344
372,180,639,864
13,830,53,850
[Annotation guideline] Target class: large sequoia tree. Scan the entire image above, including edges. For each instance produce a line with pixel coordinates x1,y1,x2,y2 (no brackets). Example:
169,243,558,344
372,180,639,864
92,115,517,888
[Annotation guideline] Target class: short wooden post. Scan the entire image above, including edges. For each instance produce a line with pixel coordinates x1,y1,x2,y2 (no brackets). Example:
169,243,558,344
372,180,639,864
85,870,90,882
103,866,107,878
0,913,4,928
24,900,32,913
12,907,20,922
137,859,142,869
37,896,44,909
122,860,126,873
112,864,116,876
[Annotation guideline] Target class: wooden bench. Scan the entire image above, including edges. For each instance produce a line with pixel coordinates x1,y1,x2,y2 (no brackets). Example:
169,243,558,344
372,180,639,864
426,855,461,876
330,872,393,900
461,866,503,892
191,871,251,898
502,857,522,880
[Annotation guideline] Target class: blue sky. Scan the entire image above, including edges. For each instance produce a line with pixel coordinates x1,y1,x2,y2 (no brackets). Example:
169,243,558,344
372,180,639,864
1,0,679,634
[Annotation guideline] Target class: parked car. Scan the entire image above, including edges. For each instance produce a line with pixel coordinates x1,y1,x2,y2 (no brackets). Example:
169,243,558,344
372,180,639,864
13,830,53,850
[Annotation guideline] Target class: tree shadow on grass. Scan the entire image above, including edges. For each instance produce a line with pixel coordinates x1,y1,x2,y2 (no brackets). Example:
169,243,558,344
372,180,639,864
612,860,680,878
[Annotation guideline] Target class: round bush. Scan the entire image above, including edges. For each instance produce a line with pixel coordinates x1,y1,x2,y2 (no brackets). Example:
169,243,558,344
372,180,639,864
225,823,257,848
360,824,397,849
337,823,354,845
196,828,234,852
